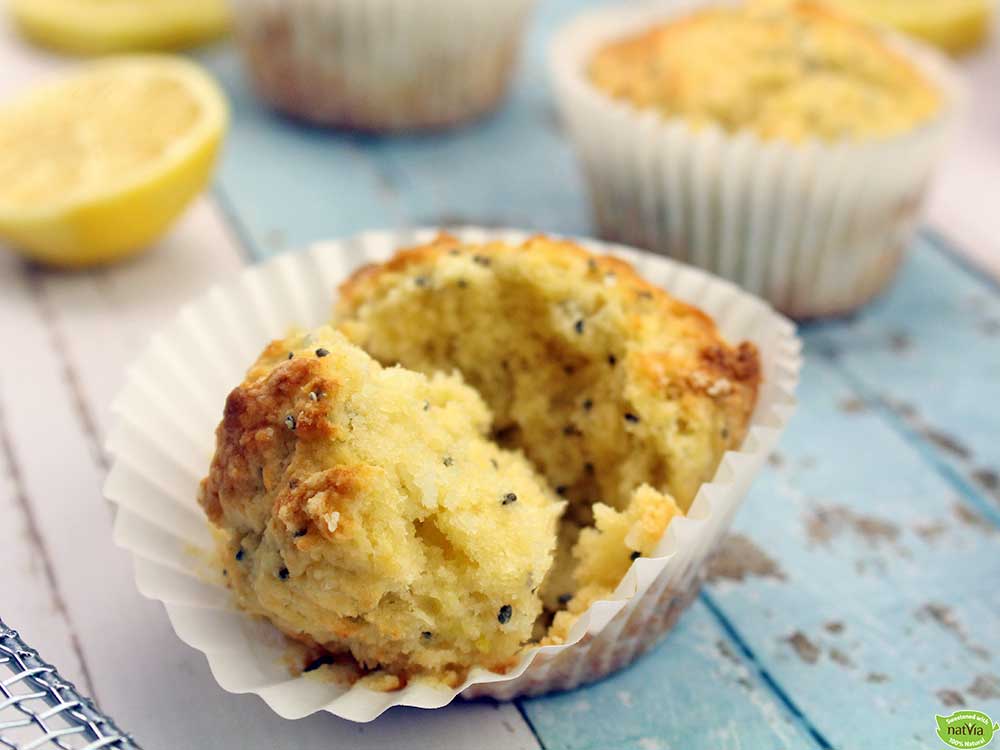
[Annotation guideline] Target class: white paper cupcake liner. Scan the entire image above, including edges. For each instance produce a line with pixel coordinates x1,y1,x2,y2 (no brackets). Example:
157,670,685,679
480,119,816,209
228,0,535,131
550,0,964,318
103,227,800,722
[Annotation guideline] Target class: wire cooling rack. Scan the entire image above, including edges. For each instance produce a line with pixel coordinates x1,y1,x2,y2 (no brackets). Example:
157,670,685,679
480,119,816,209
0,620,138,750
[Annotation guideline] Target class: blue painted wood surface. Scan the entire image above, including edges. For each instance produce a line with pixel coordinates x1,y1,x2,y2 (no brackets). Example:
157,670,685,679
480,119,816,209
195,1,1000,747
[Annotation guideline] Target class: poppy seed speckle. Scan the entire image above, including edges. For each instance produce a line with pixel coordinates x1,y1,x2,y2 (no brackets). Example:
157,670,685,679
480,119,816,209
498,604,513,624
304,654,335,673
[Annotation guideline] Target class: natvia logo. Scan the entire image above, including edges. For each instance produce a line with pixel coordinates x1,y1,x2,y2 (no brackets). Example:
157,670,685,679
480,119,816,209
936,710,999,749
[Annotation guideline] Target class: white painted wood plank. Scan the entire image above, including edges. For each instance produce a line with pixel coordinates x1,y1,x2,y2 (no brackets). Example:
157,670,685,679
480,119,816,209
35,197,250,439
0,255,112,700
0,14,91,701
0,400,90,693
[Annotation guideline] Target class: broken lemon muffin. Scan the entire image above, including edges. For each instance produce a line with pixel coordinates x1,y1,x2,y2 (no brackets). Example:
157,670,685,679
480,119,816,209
334,234,759,632
198,235,760,686
198,326,563,685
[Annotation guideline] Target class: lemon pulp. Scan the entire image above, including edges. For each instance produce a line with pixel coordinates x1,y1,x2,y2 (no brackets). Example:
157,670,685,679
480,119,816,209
0,56,228,267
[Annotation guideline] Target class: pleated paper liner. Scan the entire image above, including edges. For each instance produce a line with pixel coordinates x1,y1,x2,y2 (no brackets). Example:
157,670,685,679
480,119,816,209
550,0,963,318
229,0,536,131
104,228,800,722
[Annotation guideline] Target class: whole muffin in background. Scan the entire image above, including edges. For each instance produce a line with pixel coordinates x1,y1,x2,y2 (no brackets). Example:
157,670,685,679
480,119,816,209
551,0,960,318
334,234,759,625
199,326,564,685
588,2,940,143
229,0,536,131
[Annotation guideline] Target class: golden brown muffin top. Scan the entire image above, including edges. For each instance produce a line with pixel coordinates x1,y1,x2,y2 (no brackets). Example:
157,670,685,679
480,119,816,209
587,1,940,143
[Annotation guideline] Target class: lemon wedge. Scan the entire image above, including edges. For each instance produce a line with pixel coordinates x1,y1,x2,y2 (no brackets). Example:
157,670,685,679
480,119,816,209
8,0,230,55
0,56,227,267
828,0,993,54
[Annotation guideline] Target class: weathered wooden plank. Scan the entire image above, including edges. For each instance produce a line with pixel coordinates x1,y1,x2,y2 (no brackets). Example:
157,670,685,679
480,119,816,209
521,601,823,750
0,254,113,703
809,235,1000,523
704,353,1000,750
0,377,90,695
32,197,251,439
0,8,102,707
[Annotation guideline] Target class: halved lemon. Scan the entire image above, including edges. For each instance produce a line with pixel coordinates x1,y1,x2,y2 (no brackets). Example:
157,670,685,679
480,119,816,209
8,0,231,55
828,0,993,54
0,56,228,267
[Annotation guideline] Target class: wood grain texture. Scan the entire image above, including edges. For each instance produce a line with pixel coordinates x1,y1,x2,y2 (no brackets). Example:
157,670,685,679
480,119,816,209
707,348,1000,749
809,234,1000,524
521,601,824,750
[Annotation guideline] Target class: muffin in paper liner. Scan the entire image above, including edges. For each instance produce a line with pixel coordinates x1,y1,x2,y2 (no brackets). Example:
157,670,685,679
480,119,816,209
549,0,964,319
103,228,800,722
228,0,535,131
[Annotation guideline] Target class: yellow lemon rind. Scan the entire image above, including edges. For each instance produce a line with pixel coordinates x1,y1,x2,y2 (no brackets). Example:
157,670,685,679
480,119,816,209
8,0,231,55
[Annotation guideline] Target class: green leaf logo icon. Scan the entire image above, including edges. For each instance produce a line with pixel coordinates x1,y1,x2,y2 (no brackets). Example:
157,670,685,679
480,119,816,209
936,710,998,748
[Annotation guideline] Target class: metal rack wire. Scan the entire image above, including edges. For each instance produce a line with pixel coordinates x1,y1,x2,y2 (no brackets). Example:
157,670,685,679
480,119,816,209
0,620,138,750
